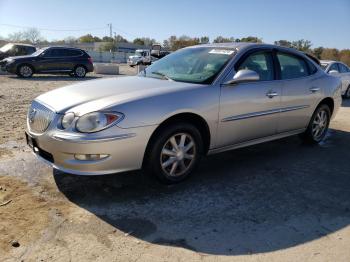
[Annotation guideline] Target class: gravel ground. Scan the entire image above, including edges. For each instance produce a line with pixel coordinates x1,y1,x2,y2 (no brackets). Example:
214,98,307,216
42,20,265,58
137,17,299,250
0,71,350,262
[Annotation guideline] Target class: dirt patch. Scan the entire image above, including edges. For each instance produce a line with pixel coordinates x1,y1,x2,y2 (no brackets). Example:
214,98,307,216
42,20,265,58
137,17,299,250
0,175,69,255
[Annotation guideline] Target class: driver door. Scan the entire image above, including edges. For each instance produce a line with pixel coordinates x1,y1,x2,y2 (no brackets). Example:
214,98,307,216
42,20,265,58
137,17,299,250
217,50,282,147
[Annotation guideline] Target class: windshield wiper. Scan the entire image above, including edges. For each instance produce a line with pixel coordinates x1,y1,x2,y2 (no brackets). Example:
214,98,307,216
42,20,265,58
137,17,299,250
151,71,174,81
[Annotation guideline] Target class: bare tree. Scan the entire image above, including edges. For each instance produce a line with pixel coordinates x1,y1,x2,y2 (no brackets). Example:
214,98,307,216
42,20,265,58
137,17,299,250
23,28,42,44
64,36,77,44
8,31,24,42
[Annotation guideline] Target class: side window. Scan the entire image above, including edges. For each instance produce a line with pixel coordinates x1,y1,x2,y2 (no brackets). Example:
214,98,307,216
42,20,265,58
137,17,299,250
18,46,27,55
339,64,349,73
65,49,82,56
49,49,67,57
329,63,339,73
237,51,274,81
27,47,36,54
277,52,309,80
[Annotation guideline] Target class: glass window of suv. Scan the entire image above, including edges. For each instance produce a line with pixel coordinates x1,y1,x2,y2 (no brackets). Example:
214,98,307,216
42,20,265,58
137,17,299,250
65,49,82,56
339,63,349,73
328,63,339,73
277,52,309,79
237,51,274,81
47,48,67,57
17,46,27,55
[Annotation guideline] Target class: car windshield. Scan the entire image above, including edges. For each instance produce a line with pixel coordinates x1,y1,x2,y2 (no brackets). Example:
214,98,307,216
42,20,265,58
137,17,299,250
320,63,329,70
142,47,235,84
135,51,146,56
0,43,14,53
31,48,46,56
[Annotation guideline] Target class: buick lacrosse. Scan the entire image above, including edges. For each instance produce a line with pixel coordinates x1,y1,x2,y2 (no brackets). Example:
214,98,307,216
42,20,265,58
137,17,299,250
26,43,342,183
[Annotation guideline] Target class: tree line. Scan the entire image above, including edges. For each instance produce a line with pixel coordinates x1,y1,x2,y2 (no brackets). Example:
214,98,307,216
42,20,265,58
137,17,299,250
1,28,349,66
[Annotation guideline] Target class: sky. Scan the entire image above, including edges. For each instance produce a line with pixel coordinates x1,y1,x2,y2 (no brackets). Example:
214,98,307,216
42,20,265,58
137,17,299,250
0,0,349,49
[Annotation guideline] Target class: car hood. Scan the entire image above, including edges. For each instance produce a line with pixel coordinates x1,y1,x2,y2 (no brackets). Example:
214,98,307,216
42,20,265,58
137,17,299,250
35,76,197,114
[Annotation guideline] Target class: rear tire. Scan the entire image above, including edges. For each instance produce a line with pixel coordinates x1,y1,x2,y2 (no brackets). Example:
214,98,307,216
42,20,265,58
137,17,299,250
300,104,330,144
17,64,33,78
73,65,86,78
144,123,203,184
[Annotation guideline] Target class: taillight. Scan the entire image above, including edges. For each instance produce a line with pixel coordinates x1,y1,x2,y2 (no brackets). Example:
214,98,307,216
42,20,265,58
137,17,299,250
88,57,93,64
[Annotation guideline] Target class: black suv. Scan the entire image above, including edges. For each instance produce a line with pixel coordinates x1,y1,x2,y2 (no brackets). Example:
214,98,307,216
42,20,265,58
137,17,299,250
1,46,94,78
0,43,36,60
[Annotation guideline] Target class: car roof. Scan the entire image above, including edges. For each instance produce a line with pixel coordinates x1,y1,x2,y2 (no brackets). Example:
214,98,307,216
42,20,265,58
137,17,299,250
8,43,36,47
44,46,85,51
320,60,348,67
188,42,308,56
320,60,335,64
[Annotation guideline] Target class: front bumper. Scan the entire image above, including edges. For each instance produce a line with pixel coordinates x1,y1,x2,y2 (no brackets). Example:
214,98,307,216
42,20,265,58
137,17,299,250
26,124,156,175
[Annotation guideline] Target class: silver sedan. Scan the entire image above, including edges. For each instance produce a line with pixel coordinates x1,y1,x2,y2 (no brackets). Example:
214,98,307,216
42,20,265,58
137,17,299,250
26,43,342,183
320,60,350,98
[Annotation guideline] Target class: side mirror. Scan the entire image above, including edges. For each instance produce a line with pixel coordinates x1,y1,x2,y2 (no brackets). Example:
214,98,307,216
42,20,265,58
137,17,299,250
224,69,260,85
329,70,339,75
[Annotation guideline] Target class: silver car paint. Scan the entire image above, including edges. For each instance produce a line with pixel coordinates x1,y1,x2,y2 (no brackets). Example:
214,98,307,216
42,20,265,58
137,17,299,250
27,43,342,175
321,60,350,95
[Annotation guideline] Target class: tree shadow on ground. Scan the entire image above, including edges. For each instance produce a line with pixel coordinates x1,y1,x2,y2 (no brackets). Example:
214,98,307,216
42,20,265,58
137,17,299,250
53,128,350,255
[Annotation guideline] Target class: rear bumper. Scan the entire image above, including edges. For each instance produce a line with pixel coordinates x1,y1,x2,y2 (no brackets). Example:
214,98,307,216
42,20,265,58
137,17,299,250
85,63,94,73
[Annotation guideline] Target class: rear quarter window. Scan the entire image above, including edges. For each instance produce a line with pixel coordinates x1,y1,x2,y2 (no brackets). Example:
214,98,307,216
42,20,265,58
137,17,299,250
65,49,83,56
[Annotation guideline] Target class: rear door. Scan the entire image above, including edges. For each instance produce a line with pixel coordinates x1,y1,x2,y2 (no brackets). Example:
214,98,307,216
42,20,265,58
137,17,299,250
65,49,84,70
276,51,321,133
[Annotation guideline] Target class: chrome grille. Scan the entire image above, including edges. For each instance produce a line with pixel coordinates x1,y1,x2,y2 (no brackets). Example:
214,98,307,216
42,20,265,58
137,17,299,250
27,101,55,134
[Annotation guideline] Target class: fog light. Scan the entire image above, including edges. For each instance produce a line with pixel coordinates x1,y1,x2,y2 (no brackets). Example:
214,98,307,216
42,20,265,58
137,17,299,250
74,154,109,161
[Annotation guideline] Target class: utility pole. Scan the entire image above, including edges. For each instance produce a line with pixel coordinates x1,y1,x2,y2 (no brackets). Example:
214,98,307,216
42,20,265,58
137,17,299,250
107,23,112,38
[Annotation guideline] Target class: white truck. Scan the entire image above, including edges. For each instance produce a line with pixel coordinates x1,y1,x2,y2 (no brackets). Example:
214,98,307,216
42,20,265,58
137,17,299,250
127,44,170,67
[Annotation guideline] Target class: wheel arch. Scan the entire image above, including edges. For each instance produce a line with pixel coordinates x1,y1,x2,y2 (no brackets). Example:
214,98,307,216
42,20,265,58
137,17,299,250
74,64,87,71
142,112,211,168
16,63,35,74
317,97,334,116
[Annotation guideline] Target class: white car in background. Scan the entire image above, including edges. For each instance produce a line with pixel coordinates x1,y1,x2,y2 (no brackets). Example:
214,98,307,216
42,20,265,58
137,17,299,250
321,60,350,98
127,49,153,67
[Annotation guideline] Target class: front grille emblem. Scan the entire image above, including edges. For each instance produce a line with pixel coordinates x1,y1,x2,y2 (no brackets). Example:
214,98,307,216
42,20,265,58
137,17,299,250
29,108,37,123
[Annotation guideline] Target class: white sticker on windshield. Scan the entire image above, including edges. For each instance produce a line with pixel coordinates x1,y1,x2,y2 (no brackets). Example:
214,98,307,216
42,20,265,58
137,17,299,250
209,49,234,55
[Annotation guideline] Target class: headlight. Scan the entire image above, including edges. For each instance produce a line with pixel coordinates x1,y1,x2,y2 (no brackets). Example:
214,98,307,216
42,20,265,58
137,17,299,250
61,112,75,129
76,112,124,133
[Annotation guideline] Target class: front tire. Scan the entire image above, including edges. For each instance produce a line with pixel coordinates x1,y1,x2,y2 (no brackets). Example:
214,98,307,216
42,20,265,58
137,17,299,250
74,66,86,78
17,64,33,78
145,123,203,184
300,104,330,144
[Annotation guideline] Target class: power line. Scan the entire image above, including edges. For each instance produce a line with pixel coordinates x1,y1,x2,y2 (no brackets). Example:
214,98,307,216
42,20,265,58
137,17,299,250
0,23,108,32
0,23,138,38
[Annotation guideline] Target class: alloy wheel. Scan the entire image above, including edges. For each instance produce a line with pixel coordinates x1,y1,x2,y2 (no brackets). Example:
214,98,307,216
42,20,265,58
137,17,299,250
312,109,328,140
20,65,32,77
160,133,196,177
75,66,86,77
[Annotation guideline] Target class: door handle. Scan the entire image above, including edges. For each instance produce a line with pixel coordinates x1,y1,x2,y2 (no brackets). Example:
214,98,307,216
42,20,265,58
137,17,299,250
310,87,320,93
266,91,278,98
